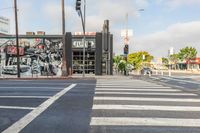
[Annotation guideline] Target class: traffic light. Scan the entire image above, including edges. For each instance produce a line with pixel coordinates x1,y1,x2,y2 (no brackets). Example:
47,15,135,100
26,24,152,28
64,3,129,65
124,44,129,55
76,0,81,11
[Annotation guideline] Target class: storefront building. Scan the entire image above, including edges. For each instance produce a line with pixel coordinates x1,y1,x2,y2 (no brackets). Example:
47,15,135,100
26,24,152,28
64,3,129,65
0,21,113,76
186,58,200,70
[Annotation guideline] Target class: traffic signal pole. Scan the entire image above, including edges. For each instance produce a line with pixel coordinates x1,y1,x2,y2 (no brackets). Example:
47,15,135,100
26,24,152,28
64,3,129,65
76,0,86,77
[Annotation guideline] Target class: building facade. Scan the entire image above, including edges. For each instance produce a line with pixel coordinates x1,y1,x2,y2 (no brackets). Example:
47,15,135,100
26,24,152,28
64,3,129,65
0,21,113,76
0,16,10,35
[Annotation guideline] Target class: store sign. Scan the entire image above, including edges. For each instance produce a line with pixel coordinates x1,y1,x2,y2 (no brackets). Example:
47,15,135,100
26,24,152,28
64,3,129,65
187,58,200,64
6,46,24,55
72,40,95,48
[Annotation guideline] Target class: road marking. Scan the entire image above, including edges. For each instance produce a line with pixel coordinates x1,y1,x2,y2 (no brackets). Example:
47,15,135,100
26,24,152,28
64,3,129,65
0,96,50,99
95,88,180,92
90,117,200,127
0,87,63,89
2,84,77,133
96,86,171,88
161,76,200,85
0,106,35,110
94,97,200,102
96,84,163,87
93,104,200,111
0,82,71,85
95,92,196,96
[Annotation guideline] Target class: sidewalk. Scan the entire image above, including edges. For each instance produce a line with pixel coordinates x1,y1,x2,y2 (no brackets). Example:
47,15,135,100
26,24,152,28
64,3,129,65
0,74,129,80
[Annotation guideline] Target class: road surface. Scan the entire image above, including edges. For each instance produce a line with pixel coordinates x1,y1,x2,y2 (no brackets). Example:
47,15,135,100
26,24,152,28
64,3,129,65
0,76,200,133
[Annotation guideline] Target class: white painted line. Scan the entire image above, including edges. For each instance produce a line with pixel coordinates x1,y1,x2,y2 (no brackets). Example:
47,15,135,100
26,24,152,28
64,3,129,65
0,87,63,89
96,84,163,87
0,96,50,99
150,77,160,80
93,104,200,111
94,97,200,102
2,84,77,133
96,86,170,89
0,82,71,85
162,76,200,85
95,92,196,96
90,117,200,127
0,106,35,110
95,88,180,92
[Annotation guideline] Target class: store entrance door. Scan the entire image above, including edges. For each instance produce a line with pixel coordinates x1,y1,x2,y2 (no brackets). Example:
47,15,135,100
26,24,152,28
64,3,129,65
72,50,95,74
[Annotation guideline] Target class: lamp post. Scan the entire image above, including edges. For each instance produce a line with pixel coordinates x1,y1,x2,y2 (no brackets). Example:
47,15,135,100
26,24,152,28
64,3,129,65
14,0,20,78
76,0,86,77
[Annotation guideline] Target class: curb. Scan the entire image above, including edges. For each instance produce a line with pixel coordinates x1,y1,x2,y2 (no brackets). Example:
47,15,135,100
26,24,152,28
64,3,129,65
0,77,95,80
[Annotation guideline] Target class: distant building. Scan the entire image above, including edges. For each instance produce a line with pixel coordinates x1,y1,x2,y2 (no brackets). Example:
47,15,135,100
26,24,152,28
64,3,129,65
0,16,10,35
168,47,174,57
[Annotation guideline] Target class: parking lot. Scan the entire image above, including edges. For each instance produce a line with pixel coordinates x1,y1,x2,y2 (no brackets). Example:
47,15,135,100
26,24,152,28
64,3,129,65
0,79,96,133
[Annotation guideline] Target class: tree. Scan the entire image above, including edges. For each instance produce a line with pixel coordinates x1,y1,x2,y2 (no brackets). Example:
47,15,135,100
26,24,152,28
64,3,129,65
113,55,123,72
162,57,169,66
118,60,126,73
178,46,197,69
169,54,179,69
128,51,153,70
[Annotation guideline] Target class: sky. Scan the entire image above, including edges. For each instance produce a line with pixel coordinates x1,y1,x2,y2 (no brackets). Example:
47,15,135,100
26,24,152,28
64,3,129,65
0,0,200,58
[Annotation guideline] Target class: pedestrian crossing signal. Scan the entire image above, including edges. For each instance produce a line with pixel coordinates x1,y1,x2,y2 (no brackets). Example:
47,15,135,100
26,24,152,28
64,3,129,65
124,44,129,55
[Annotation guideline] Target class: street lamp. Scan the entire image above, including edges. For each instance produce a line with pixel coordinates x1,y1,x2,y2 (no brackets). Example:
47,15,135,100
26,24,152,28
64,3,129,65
14,0,20,78
75,0,86,77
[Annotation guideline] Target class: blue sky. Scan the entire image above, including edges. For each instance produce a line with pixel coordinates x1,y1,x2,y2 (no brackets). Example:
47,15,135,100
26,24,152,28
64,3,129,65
0,0,200,58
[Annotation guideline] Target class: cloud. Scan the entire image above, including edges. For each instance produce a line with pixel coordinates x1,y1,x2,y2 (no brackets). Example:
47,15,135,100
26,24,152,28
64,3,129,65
133,21,200,58
161,0,200,8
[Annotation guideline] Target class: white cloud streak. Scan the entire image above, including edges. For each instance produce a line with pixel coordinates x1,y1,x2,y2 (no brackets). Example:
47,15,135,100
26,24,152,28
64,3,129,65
133,21,200,57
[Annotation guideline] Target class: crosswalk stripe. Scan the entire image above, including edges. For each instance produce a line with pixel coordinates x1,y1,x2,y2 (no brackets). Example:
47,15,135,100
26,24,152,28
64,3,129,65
96,86,170,88
92,104,200,111
90,117,200,127
94,97,200,102
0,96,50,99
95,92,196,96
0,106,35,110
96,84,163,87
95,88,180,92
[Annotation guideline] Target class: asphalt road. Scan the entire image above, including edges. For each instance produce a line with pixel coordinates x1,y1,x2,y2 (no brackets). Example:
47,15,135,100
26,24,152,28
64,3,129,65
0,79,96,133
145,74,200,92
1,76,200,133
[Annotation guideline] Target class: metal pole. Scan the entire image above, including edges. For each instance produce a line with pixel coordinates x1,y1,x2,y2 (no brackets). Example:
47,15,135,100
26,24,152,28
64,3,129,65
61,0,67,76
14,0,20,78
82,0,86,77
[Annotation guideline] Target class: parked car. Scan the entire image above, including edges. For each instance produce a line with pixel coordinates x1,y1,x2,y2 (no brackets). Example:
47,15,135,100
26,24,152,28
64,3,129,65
141,68,152,75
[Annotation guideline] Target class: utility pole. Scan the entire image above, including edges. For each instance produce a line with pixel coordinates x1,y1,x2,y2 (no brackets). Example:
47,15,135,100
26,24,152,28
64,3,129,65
14,0,20,78
83,0,86,77
61,0,68,76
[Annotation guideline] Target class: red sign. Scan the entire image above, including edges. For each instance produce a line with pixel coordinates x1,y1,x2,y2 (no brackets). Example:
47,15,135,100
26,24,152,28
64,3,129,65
187,58,200,64
6,46,24,55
